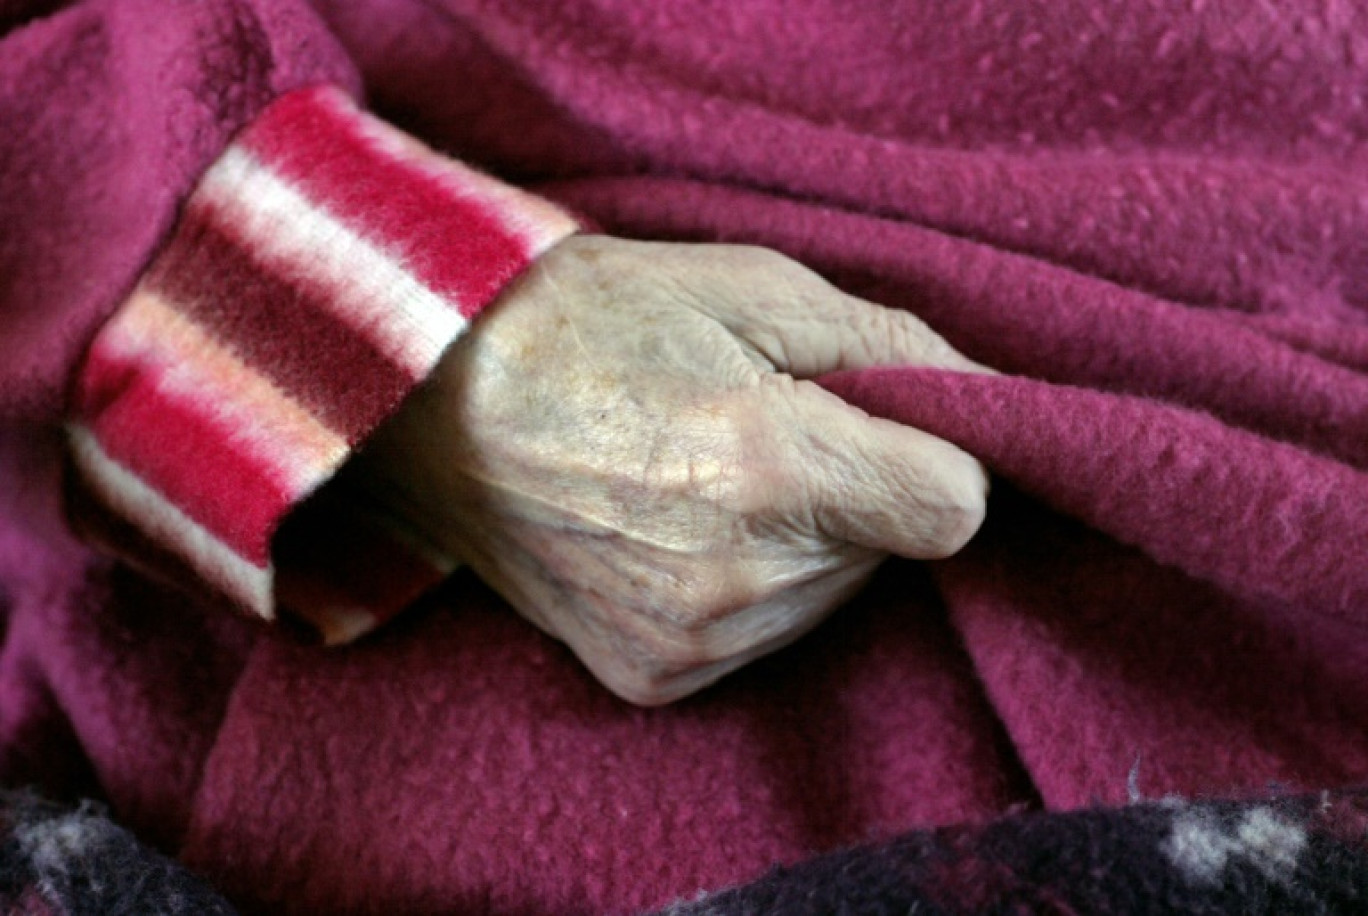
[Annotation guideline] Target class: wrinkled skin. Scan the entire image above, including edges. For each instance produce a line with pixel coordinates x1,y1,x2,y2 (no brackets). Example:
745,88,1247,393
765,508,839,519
354,236,990,705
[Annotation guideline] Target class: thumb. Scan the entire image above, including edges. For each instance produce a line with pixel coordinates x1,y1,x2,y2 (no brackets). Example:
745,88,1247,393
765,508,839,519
773,377,990,559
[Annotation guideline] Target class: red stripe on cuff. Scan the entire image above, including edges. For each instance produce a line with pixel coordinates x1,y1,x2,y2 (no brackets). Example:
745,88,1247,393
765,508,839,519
80,348,295,565
240,88,534,316
144,209,413,444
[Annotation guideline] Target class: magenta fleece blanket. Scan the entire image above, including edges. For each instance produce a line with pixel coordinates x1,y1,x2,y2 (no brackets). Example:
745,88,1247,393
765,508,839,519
3,1,1368,913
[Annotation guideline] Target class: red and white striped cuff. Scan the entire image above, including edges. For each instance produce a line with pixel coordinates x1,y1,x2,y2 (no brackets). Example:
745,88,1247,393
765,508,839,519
66,85,578,641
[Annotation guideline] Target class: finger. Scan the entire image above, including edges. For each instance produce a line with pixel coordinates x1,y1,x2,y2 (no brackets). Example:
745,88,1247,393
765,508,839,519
702,254,992,378
775,378,989,559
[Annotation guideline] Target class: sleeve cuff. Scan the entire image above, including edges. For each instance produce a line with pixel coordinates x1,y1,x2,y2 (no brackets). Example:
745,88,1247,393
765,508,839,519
64,85,579,641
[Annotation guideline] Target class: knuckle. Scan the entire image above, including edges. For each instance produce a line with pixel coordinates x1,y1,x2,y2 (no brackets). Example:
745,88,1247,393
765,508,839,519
730,244,795,273
728,245,828,293
582,628,694,707
600,638,711,707
879,307,943,363
602,669,672,707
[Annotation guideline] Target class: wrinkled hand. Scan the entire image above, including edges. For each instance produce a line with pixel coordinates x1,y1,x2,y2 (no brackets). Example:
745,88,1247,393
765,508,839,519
355,236,989,705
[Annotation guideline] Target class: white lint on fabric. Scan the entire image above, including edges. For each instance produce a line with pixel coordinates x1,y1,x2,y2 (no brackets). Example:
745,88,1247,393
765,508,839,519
1163,806,1308,886
1163,810,1233,883
1234,807,1308,882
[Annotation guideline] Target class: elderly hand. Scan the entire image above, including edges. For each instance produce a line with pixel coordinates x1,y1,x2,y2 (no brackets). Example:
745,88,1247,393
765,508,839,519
353,236,989,705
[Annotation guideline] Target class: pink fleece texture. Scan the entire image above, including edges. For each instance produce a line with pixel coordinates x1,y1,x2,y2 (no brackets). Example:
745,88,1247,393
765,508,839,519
4,0,1368,913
